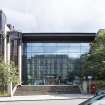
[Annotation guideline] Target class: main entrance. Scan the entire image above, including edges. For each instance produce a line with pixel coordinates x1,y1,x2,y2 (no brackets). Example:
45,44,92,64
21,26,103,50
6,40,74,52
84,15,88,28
22,33,95,85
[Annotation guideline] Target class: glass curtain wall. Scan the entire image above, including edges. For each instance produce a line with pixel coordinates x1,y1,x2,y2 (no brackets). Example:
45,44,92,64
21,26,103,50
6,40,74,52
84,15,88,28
22,43,90,85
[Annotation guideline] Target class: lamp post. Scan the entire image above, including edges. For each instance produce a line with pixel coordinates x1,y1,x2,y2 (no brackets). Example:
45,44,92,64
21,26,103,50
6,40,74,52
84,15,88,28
88,76,92,94
82,76,88,94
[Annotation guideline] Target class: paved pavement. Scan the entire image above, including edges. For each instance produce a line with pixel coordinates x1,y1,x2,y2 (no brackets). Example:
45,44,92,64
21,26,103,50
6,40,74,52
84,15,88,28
0,99,87,105
0,94,92,102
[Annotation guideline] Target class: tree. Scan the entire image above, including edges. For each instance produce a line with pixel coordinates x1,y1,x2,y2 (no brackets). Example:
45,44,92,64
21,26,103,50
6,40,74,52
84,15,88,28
0,57,19,93
81,29,105,80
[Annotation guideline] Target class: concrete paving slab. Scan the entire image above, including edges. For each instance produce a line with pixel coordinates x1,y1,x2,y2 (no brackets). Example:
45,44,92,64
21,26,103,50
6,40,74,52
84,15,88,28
0,94,93,102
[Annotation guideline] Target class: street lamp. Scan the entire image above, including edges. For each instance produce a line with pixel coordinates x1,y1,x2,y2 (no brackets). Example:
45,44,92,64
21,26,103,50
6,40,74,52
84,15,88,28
88,76,93,94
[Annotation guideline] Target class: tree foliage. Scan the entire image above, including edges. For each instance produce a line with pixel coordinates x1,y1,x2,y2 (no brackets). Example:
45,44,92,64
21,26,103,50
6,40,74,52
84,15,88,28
81,29,105,80
0,57,19,86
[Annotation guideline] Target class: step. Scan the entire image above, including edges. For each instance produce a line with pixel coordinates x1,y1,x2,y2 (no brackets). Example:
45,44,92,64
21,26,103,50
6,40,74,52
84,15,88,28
15,85,81,96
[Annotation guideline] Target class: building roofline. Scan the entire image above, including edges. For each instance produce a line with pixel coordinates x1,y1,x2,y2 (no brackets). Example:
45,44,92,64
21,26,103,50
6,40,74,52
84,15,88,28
22,32,96,37
23,32,96,34
22,32,96,42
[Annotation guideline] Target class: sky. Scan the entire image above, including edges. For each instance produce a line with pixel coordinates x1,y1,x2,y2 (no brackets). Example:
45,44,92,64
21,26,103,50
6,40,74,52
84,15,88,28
0,0,105,33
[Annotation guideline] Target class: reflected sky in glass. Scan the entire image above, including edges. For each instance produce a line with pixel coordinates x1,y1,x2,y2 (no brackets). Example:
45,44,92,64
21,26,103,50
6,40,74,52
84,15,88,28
25,43,90,58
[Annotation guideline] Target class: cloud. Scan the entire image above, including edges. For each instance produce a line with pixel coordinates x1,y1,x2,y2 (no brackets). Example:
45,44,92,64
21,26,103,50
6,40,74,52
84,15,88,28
2,8,37,32
0,0,105,32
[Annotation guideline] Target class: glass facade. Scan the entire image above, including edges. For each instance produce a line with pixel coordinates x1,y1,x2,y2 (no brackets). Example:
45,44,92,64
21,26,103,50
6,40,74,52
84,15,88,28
23,42,90,85
0,10,6,32
0,11,6,58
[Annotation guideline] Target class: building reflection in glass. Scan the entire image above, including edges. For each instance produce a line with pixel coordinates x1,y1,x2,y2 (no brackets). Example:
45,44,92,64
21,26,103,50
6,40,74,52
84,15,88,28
22,43,90,85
